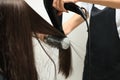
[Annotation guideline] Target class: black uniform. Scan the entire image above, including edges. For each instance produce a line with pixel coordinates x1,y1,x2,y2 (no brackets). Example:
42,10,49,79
83,5,120,80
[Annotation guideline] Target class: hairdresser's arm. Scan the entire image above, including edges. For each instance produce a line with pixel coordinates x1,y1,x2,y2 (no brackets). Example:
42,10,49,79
53,0,120,13
79,0,120,9
35,14,84,37
63,14,85,35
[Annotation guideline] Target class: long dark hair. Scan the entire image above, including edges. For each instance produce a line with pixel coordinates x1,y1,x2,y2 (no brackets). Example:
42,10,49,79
27,2,72,78
0,0,72,80
0,0,37,80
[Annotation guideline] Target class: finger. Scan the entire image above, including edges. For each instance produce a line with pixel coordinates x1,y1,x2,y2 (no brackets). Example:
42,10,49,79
58,0,67,12
53,0,67,12
52,0,57,8
57,11,63,16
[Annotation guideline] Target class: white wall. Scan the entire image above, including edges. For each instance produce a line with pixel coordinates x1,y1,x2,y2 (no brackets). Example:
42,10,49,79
25,0,88,80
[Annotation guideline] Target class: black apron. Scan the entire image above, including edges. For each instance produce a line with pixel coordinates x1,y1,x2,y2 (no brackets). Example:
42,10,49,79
83,5,120,80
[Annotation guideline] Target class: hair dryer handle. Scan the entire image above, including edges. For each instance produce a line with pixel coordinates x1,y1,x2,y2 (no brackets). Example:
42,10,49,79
64,2,87,21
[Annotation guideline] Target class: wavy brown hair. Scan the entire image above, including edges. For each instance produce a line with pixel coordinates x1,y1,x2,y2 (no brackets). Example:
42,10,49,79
0,0,72,80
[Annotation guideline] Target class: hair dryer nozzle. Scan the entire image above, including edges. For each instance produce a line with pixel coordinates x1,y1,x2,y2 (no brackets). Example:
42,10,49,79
44,35,70,49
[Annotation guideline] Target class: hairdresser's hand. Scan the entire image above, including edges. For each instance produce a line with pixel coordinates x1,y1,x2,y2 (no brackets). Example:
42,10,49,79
35,33,46,41
53,0,78,15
